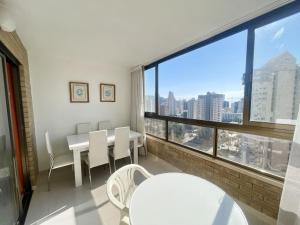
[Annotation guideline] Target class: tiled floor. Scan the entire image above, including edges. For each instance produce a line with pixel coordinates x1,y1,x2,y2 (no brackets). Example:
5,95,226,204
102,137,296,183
25,153,276,225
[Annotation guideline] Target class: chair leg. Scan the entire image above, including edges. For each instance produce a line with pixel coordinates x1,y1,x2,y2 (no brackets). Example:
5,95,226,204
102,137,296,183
88,167,92,189
47,167,53,191
83,164,86,177
113,159,116,172
108,161,112,174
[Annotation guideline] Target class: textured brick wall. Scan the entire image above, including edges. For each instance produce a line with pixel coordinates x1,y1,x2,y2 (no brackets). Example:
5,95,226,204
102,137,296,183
147,136,283,219
0,31,38,186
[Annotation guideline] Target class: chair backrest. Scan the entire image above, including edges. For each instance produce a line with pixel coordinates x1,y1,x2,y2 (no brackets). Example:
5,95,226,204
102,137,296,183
76,122,91,134
106,164,152,210
45,131,54,166
98,120,112,130
114,127,130,160
88,130,109,168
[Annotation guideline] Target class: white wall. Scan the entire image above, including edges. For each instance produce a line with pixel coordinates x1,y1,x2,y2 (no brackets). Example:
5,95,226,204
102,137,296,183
29,54,131,171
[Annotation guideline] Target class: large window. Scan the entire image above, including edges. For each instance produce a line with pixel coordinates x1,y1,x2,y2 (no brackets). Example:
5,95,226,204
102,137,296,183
144,67,156,112
158,31,247,124
217,130,291,177
251,12,300,125
168,122,214,154
144,2,299,179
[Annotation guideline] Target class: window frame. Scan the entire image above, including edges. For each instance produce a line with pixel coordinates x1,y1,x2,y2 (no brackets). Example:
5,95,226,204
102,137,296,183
144,1,300,181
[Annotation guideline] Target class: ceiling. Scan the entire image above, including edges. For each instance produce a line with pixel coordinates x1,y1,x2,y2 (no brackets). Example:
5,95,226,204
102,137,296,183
8,0,293,69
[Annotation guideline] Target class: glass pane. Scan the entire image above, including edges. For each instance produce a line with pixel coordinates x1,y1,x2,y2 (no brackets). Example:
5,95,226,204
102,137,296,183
251,12,300,125
0,58,19,225
168,122,214,154
158,31,247,124
217,129,291,177
145,118,165,139
144,68,156,112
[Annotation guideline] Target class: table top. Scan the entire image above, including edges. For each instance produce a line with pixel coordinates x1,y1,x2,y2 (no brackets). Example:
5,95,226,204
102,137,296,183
67,129,142,151
129,173,248,225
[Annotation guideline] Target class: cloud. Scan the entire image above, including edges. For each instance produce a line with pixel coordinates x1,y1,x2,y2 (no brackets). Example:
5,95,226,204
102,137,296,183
272,27,284,41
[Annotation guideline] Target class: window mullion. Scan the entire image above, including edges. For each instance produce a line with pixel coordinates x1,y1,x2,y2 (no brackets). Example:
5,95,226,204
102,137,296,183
243,28,255,126
155,64,159,114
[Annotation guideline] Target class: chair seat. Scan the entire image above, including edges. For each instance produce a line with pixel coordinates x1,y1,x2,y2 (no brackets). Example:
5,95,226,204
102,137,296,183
53,153,74,169
130,141,143,148
109,148,131,158
136,143,143,148
124,185,136,208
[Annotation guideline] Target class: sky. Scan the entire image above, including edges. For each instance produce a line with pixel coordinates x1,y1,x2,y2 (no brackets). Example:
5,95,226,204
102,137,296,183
145,12,300,103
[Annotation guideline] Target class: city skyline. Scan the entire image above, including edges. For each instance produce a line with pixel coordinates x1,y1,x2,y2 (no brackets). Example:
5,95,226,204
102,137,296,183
144,10,300,180
146,51,300,125
145,12,300,100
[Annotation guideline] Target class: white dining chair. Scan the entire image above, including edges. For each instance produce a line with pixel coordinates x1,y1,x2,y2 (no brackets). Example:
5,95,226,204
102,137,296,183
138,137,148,156
45,131,74,191
131,135,147,156
83,130,111,188
110,127,132,170
98,120,112,130
76,122,91,134
106,164,152,225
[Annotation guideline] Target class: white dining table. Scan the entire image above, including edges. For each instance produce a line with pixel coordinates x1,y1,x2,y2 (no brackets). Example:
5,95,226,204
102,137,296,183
67,129,142,187
129,173,248,225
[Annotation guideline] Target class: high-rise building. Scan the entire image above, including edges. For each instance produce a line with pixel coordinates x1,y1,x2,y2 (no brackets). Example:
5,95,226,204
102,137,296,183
223,100,229,109
167,91,176,116
237,98,244,114
145,95,155,112
159,101,168,115
196,92,224,122
187,98,197,119
231,99,244,114
251,52,300,124
207,92,225,122
251,52,298,172
176,99,184,116
196,95,206,120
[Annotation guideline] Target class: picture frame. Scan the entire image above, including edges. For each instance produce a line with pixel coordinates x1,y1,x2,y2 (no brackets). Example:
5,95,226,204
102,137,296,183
69,82,89,103
100,83,116,102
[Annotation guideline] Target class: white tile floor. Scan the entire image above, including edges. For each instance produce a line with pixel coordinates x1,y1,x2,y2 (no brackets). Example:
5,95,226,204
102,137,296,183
25,153,276,225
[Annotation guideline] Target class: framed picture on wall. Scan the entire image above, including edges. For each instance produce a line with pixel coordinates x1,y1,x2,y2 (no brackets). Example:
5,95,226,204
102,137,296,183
69,82,89,103
100,83,115,102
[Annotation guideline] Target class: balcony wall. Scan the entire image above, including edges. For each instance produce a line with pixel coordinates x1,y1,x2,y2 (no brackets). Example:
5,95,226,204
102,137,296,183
147,135,283,219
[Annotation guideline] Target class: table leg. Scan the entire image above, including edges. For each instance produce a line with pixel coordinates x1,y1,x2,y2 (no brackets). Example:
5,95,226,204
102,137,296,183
73,149,82,187
133,138,138,164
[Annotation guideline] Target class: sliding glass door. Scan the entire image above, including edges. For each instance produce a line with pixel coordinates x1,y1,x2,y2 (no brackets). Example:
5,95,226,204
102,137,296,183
0,56,20,225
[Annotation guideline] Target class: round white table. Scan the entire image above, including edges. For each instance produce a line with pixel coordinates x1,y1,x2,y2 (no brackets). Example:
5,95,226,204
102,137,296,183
129,173,248,225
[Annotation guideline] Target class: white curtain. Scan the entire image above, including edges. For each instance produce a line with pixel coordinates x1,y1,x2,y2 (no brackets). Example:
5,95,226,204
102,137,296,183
277,109,300,225
130,66,145,139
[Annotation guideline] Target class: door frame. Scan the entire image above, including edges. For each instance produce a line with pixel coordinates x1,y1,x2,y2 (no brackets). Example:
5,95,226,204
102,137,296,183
0,43,32,224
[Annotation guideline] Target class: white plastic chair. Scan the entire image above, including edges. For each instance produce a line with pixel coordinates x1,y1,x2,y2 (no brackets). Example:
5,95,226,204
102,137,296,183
76,122,91,134
106,164,152,225
110,127,132,170
83,130,111,188
98,120,112,130
45,131,74,191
